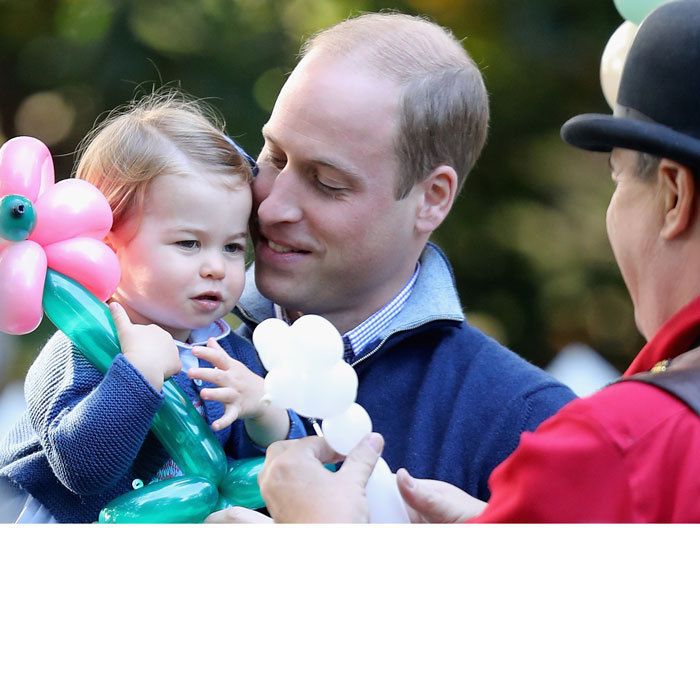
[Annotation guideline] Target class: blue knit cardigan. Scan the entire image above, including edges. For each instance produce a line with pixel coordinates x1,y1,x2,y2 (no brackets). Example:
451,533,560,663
0,330,303,522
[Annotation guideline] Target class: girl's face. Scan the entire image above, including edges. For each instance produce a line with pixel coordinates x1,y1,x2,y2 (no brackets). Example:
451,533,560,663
109,170,252,341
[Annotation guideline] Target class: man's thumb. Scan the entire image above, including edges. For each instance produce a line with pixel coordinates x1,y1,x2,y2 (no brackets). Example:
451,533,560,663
340,432,384,487
396,468,442,522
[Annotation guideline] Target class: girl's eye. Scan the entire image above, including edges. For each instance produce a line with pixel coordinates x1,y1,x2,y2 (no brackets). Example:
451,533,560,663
176,240,199,249
224,243,245,254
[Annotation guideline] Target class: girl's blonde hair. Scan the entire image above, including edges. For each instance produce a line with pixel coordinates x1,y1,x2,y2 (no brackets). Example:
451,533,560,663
75,90,253,229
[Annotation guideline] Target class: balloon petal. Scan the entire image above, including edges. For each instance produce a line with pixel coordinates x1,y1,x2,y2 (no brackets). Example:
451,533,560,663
321,403,373,456
98,477,219,523
0,240,47,334
31,179,113,247
291,360,358,419
253,317,293,370
218,456,267,510
44,238,121,301
0,137,55,201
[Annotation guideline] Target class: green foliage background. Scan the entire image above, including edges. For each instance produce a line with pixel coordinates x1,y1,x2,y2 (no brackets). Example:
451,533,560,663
0,0,640,389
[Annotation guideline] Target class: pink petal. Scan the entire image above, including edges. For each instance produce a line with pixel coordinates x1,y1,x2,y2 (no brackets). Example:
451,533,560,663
0,240,47,334
0,137,55,201
45,237,121,301
30,179,113,248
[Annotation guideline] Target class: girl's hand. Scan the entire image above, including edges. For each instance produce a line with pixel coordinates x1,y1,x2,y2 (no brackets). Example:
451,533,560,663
110,302,180,391
189,338,267,431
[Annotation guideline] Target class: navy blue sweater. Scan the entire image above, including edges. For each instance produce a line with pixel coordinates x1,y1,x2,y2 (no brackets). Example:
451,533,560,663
237,243,575,500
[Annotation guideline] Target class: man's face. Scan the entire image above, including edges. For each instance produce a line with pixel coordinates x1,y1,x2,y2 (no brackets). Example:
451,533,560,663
252,53,426,333
606,148,663,338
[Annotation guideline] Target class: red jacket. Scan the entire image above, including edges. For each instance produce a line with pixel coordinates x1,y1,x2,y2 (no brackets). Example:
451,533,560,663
474,296,700,523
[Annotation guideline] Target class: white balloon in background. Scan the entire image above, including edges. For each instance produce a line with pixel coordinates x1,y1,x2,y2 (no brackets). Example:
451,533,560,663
600,20,639,110
287,314,344,369
322,403,373,455
253,318,292,371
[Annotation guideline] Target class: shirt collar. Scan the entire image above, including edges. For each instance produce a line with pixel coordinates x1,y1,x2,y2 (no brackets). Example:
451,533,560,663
174,319,231,378
174,318,231,349
624,295,700,376
274,264,420,363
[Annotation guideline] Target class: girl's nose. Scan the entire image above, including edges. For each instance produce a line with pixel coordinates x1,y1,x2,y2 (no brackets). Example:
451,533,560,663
200,254,226,279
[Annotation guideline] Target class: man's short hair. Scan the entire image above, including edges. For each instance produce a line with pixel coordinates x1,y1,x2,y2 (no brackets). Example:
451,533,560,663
634,152,661,181
301,12,490,199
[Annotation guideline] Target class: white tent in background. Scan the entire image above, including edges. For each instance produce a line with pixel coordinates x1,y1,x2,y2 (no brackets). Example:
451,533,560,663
546,343,620,397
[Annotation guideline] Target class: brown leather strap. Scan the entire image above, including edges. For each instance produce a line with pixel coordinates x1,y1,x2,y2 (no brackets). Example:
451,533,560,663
622,346,700,415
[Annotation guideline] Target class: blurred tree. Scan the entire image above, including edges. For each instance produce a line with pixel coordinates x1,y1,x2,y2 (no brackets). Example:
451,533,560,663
0,0,637,390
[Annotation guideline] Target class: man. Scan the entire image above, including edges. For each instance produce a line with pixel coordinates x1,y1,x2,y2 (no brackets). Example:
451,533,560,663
254,0,700,523
233,12,574,504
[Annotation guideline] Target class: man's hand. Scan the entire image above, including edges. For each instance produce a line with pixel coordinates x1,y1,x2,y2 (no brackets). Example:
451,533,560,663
396,468,487,523
189,338,269,431
110,302,180,391
259,433,384,523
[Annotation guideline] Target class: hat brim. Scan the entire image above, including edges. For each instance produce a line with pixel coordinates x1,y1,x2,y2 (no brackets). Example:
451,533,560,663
561,113,700,171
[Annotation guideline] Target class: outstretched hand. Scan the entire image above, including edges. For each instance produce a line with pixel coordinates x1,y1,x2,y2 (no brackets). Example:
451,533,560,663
396,468,487,523
110,301,180,391
189,338,266,431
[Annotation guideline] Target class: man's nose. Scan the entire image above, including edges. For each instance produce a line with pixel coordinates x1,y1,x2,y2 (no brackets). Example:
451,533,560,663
255,166,303,226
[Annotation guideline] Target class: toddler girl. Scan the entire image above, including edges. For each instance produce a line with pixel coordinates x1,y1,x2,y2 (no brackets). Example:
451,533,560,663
0,92,304,523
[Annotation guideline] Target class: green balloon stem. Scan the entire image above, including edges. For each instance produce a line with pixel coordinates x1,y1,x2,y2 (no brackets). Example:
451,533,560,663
40,270,267,521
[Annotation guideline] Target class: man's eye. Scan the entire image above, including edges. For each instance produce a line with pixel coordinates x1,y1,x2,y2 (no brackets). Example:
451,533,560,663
316,180,346,197
176,240,198,249
265,153,287,168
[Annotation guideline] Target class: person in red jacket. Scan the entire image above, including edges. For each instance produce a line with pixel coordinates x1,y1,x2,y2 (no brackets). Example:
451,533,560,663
213,0,700,524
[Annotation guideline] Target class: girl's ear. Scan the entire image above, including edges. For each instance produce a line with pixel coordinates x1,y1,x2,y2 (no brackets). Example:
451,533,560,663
104,232,117,252
414,165,458,239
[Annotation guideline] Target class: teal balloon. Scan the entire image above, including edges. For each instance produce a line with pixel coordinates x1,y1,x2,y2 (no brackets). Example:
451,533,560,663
42,270,227,485
218,456,267,510
614,0,668,24
99,477,219,523
0,195,36,241
40,271,270,521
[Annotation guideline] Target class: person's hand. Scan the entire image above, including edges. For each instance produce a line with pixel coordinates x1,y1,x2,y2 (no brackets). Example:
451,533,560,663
396,468,487,523
205,507,272,523
110,301,180,391
259,433,384,523
189,338,267,431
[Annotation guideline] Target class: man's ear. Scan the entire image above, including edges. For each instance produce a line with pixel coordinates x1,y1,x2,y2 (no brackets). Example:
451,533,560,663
414,165,458,238
658,159,697,241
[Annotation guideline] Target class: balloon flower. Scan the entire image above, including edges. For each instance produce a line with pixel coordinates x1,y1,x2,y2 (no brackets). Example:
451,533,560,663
254,316,410,523
0,136,267,522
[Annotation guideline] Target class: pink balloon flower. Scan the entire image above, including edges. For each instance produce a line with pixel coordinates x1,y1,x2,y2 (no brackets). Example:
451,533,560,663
0,136,118,334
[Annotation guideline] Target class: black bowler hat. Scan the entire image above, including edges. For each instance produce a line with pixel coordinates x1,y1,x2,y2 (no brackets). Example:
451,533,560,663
561,0,700,171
